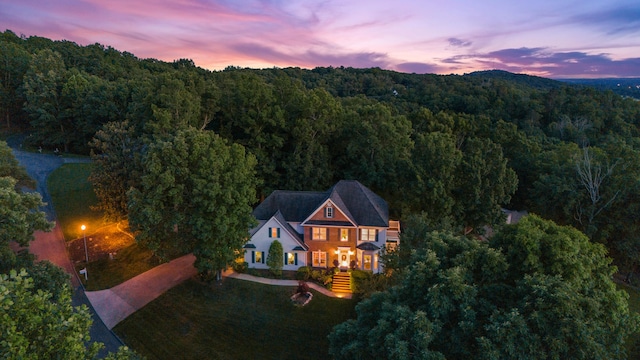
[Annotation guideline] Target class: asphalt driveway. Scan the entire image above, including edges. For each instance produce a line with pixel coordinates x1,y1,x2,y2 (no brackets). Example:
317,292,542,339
9,142,123,355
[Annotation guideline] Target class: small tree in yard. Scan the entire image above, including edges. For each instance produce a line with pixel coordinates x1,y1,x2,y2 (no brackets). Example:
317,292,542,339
267,240,283,277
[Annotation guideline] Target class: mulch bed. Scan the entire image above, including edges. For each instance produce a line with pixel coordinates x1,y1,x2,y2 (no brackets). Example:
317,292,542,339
67,222,135,264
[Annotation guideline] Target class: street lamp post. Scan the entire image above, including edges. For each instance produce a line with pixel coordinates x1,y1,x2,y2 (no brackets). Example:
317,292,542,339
81,225,88,263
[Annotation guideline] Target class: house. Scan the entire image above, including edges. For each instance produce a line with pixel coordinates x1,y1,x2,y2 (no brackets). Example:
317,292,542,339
243,180,400,274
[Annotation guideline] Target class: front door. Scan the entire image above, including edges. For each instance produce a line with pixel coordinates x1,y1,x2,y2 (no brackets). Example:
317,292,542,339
338,247,351,268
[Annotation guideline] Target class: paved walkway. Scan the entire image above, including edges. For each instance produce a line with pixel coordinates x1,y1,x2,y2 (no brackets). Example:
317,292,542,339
11,140,352,337
225,272,353,299
86,254,198,329
87,254,352,329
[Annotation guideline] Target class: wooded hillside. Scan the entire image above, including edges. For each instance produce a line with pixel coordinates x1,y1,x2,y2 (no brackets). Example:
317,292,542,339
3,29,640,277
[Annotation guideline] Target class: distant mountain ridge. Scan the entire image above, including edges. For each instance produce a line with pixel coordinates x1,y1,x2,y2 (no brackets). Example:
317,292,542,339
557,78,640,99
465,70,564,90
467,70,640,99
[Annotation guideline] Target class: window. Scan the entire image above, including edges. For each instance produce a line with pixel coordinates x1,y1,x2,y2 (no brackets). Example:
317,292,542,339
361,229,376,241
312,227,327,241
253,251,264,264
340,229,349,242
268,227,280,238
325,205,334,218
363,254,372,270
286,252,297,265
312,251,327,267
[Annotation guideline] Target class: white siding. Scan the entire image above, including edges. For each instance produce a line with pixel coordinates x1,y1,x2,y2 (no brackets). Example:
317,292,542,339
245,217,306,270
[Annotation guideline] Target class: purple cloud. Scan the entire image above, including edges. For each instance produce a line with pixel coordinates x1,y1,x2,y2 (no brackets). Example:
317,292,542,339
571,5,640,35
229,42,393,69
395,62,443,74
448,37,472,48
448,47,640,78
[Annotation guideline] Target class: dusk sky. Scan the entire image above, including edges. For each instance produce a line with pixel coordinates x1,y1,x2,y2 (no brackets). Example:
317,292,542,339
2,0,640,78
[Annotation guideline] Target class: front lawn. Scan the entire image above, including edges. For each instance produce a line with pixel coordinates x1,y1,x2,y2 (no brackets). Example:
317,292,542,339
76,243,160,291
48,163,102,240
114,277,357,360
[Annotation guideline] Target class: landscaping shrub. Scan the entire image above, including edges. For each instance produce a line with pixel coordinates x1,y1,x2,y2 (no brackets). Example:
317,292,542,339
350,270,371,294
296,280,310,294
296,266,311,280
351,270,390,298
232,261,248,273
267,240,283,277
310,269,334,289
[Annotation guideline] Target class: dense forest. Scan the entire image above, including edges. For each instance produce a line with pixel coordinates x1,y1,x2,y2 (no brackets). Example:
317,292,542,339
3,29,640,280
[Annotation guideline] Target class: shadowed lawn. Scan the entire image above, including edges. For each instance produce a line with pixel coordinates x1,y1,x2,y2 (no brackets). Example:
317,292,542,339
76,243,159,291
48,163,102,240
114,278,357,360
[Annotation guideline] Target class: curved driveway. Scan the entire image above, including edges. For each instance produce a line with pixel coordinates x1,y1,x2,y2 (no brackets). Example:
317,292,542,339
10,140,350,346
10,143,123,355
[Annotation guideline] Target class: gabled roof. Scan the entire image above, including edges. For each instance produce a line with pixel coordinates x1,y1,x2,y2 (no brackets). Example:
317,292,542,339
273,211,307,249
247,210,308,251
253,180,389,227
253,190,326,222
326,180,388,227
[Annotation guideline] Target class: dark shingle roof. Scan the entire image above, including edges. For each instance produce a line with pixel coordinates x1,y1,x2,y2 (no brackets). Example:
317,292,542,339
328,180,388,227
253,180,389,227
252,190,326,222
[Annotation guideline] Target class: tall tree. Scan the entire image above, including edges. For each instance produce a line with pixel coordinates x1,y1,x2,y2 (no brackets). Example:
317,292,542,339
405,131,462,221
89,120,142,221
336,96,413,198
453,137,518,233
0,269,140,359
128,127,257,280
330,215,638,359
22,49,69,151
0,176,53,270
0,39,30,130
0,141,35,189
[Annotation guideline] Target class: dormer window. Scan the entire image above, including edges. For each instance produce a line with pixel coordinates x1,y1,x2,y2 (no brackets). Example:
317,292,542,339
268,227,280,238
325,205,334,218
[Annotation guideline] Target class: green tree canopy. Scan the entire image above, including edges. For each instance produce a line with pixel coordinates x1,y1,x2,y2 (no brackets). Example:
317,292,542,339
0,269,140,359
89,120,142,221
329,215,638,359
0,176,53,270
128,127,258,280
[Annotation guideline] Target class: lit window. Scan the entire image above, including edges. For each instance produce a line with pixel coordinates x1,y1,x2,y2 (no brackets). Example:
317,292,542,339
361,229,376,241
340,229,349,241
286,252,296,265
326,205,334,218
312,251,327,267
312,227,327,240
269,227,280,238
253,251,264,264
364,255,372,270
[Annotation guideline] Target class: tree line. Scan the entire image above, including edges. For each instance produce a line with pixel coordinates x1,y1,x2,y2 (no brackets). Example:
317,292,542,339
3,29,640,358
3,30,640,267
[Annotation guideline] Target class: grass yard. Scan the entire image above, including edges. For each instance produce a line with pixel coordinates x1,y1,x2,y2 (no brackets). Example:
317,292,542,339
77,243,159,291
114,278,357,360
48,163,103,241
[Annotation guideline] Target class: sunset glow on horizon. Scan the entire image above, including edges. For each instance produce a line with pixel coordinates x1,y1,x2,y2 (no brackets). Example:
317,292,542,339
2,0,639,78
